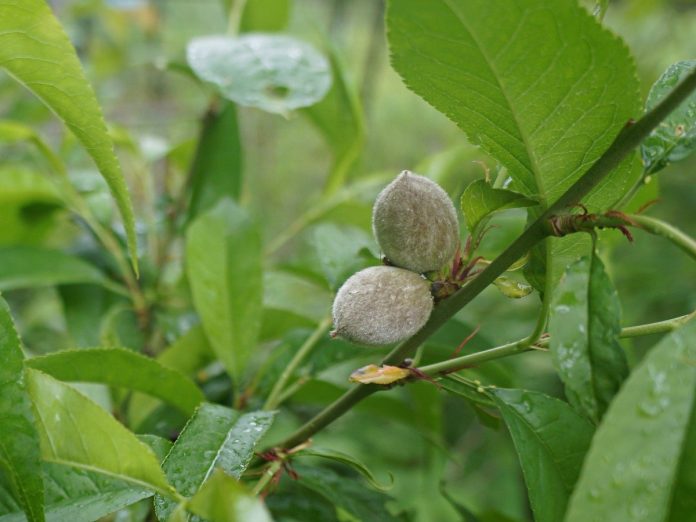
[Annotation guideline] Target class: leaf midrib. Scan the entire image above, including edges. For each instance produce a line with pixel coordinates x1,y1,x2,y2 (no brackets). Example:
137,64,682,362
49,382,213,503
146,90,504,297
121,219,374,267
441,0,548,207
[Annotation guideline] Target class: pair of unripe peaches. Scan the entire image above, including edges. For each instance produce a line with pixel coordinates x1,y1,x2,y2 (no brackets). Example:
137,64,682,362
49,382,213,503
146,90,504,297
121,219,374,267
332,171,459,346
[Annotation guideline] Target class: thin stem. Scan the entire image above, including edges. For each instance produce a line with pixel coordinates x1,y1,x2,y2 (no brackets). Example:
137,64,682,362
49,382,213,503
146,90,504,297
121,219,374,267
619,310,695,338
630,214,696,261
273,65,696,452
227,0,248,36
251,459,282,497
263,317,332,410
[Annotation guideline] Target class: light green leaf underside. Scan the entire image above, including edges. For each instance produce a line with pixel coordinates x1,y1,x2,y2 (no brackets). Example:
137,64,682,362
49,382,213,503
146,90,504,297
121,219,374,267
25,369,176,500
154,404,274,521
263,270,333,323
491,388,594,522
0,0,138,271
549,254,628,423
186,198,263,382
0,298,44,522
25,348,204,416
641,60,696,174
187,34,331,115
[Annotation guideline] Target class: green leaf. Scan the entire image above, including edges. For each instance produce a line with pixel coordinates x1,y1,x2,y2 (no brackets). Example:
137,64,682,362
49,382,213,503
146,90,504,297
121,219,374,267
128,326,215,429
154,404,274,521
490,388,594,522
186,198,263,382
0,298,44,522
25,348,204,416
292,465,401,522
549,254,629,423
187,34,331,115
266,482,339,522
387,0,641,286
240,0,290,32
310,223,377,291
24,369,177,500
0,246,121,294
565,320,696,522
0,463,151,522
185,469,272,522
302,46,365,194
460,179,536,236
0,0,138,271
641,60,696,174
263,270,333,323
187,102,242,222
492,276,533,299
295,447,393,491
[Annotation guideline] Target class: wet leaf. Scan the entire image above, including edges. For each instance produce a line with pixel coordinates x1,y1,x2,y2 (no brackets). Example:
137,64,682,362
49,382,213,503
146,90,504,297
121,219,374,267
490,388,594,522
187,34,331,115
565,320,696,522
641,60,696,174
0,298,44,522
549,254,628,423
154,404,274,521
25,369,176,500
493,277,533,299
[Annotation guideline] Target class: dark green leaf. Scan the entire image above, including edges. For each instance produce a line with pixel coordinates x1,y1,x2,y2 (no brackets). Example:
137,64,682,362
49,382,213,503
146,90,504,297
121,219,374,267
240,0,290,32
0,247,119,294
186,198,263,382
187,102,242,222
293,465,401,522
267,482,339,522
154,404,274,521
25,369,177,500
549,254,629,423
25,348,204,416
0,0,138,270
185,469,272,522
460,179,536,236
0,463,151,522
302,46,365,194
565,320,696,522
187,34,331,115
490,388,594,522
641,60,696,174
0,298,44,522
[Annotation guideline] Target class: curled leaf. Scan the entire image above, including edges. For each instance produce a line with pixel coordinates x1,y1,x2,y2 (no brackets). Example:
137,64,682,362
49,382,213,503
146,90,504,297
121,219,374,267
349,364,410,385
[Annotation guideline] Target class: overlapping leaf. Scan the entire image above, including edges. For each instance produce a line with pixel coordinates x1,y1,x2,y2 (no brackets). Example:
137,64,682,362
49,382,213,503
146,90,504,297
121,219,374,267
154,404,274,521
26,348,204,415
565,320,696,521
186,198,262,382
549,254,628,423
0,298,44,522
491,388,594,522
0,0,138,269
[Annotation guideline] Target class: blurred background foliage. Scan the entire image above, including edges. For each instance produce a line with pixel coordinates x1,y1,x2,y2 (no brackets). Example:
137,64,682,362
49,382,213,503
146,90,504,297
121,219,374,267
0,0,694,520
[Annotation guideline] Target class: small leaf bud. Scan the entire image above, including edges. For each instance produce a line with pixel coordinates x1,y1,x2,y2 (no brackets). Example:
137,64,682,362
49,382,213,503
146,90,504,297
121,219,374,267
372,171,459,273
331,266,433,346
